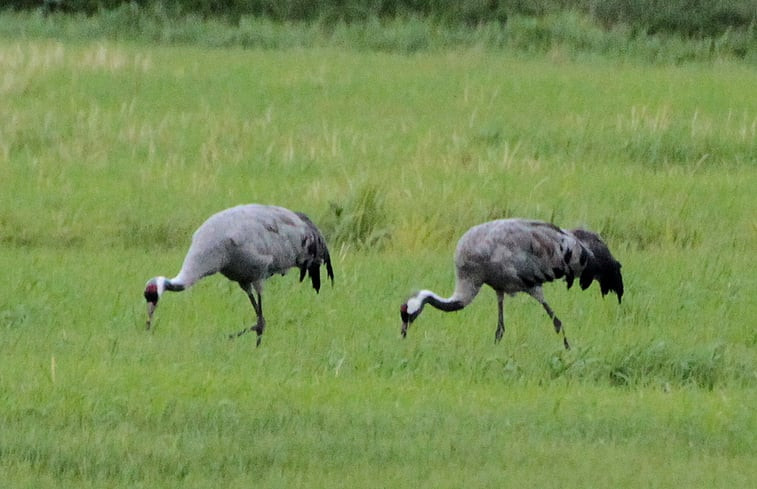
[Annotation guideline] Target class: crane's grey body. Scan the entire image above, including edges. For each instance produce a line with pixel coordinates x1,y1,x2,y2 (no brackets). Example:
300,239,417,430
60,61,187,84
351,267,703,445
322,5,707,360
144,204,333,345
454,219,589,295
400,218,623,349
176,205,330,287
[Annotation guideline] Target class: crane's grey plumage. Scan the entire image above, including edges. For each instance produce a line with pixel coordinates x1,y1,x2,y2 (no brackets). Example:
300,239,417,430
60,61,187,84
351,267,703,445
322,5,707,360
144,204,334,346
400,218,623,349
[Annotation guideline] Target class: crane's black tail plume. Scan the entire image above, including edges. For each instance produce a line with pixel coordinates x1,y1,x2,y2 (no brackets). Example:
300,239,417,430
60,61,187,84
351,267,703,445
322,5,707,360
309,263,321,292
296,212,335,294
306,249,334,293
324,249,334,284
571,229,624,303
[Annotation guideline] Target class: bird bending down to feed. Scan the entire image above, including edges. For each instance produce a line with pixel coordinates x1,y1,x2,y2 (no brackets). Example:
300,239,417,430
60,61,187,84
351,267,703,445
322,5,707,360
143,204,334,346
399,218,623,349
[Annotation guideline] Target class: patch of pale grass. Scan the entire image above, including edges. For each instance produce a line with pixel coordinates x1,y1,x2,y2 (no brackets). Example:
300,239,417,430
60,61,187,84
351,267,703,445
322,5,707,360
0,41,151,80
0,41,64,95
616,105,673,133
77,42,152,73
0,41,65,71
730,108,757,143
617,105,756,143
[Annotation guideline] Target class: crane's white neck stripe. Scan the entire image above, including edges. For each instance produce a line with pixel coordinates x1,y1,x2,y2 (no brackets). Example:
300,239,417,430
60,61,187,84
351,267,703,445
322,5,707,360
406,296,422,315
406,290,439,315
156,276,168,296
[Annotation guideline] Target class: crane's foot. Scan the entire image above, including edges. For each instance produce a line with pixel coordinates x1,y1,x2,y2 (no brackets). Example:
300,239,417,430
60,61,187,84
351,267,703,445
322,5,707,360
252,323,265,347
563,336,571,350
229,326,251,339
494,327,504,344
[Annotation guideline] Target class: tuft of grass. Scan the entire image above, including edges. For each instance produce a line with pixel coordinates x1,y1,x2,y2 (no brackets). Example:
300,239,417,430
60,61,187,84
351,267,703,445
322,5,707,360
321,184,390,251
116,216,193,250
603,341,727,389
616,105,757,167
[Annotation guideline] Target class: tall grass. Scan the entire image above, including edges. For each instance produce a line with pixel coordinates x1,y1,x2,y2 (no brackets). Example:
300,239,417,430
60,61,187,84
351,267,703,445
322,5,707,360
320,184,390,250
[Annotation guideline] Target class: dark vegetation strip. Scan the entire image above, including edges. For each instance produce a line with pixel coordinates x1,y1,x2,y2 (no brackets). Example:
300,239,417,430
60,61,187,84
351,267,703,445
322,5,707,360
1,2,755,61
7,0,757,38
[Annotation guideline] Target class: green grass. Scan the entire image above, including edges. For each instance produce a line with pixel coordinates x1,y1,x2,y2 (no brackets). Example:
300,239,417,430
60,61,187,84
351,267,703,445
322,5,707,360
0,36,755,487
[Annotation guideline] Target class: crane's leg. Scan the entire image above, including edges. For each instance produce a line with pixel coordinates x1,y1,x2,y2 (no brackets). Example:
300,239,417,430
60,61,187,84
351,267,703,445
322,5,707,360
251,285,266,347
526,287,570,350
494,290,506,344
231,282,266,346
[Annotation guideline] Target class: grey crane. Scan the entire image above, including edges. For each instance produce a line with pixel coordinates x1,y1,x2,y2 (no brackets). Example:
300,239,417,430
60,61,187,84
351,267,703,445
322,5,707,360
400,218,623,349
143,204,334,346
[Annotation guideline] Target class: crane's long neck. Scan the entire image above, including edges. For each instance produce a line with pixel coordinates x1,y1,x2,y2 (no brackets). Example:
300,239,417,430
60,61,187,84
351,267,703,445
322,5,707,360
166,259,209,292
165,241,223,292
415,278,480,313
420,290,465,311
152,275,186,297
164,278,185,292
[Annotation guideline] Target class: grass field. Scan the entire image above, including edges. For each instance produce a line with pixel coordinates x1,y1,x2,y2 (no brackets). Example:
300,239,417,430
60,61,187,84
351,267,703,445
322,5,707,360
1,37,755,487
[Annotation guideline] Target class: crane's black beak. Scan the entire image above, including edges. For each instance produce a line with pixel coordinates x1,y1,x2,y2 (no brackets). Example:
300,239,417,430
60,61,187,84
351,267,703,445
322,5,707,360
146,300,157,330
400,306,410,338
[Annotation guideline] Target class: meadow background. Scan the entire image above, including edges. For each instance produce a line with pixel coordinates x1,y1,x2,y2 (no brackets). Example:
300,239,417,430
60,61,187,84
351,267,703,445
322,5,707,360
1,3,756,487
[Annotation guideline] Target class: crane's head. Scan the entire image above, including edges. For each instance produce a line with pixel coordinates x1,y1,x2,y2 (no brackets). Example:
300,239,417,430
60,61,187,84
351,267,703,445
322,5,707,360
400,293,425,338
143,276,167,330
